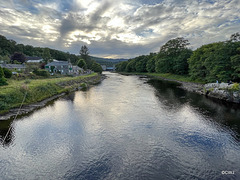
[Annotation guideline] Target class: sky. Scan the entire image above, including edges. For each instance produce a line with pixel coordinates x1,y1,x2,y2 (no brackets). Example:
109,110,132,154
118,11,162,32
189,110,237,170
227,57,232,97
0,0,239,59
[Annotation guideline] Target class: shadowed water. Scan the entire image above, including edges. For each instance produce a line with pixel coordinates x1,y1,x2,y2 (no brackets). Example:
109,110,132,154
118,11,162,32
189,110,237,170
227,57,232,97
0,72,240,180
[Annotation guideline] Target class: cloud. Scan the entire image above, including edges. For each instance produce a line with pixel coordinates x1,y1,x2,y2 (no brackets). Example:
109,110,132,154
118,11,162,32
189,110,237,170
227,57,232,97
0,0,239,58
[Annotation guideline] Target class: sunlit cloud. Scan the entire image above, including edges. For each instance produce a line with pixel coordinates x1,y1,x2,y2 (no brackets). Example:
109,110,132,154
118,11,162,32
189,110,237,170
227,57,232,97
0,0,239,58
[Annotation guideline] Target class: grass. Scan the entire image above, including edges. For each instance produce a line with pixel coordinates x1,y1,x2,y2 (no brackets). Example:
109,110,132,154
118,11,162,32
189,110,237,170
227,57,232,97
0,73,99,113
120,72,205,84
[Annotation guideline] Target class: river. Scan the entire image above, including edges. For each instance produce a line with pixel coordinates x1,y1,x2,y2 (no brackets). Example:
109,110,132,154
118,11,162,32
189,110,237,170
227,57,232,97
0,72,240,180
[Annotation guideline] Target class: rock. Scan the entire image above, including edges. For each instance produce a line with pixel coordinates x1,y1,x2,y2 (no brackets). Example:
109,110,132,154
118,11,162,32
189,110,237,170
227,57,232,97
204,83,219,89
219,83,229,89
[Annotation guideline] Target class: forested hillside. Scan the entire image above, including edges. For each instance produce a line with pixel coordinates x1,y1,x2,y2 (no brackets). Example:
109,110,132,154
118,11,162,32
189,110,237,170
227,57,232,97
116,33,240,83
91,56,128,66
0,35,79,64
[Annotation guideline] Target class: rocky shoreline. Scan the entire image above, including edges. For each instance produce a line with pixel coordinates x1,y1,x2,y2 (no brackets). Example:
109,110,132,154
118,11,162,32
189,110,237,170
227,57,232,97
145,75,240,104
0,74,105,121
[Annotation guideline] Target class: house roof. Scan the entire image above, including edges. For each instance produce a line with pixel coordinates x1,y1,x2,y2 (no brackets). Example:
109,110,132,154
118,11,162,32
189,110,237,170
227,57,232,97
46,61,70,66
72,66,83,70
0,64,26,69
27,59,43,63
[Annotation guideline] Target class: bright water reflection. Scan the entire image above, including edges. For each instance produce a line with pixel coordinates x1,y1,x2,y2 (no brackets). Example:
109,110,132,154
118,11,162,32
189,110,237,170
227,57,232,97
0,72,240,179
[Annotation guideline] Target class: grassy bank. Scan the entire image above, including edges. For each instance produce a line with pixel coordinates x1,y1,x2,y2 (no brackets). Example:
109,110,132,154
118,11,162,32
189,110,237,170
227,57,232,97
120,72,205,84
0,73,100,114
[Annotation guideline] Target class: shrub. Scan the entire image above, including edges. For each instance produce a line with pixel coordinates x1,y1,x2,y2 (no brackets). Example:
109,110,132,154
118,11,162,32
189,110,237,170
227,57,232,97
3,68,12,78
0,67,8,86
33,69,50,77
230,83,240,91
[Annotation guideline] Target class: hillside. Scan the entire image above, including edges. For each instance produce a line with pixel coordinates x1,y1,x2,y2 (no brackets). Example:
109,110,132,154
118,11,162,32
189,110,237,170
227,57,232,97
91,56,128,66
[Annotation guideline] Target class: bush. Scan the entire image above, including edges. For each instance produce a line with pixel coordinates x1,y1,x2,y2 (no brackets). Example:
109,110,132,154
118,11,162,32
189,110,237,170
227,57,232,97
230,83,240,91
0,77,7,86
0,67,8,86
33,69,50,77
3,68,12,78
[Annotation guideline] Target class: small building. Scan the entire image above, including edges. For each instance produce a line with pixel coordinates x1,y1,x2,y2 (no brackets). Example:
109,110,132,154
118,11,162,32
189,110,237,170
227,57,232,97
26,57,43,63
72,66,84,75
45,61,73,75
0,63,26,71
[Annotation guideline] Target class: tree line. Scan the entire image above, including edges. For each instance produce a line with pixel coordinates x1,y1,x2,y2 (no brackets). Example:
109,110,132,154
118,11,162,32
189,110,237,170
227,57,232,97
116,33,240,83
0,35,102,73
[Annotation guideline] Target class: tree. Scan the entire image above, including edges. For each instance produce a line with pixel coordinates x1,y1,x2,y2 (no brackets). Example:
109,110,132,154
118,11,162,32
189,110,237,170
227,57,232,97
125,59,137,72
79,45,94,69
77,59,87,70
91,62,102,73
42,48,52,63
135,55,148,72
11,52,26,64
173,49,192,75
155,37,191,74
116,61,128,72
231,47,240,81
188,41,240,82
3,68,12,78
0,66,7,86
2,55,10,63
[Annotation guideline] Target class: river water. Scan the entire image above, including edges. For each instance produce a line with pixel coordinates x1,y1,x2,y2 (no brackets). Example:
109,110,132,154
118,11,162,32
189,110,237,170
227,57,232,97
0,72,240,180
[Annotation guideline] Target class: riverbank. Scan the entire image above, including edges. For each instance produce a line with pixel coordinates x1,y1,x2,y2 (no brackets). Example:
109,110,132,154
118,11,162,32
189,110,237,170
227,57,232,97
119,72,240,104
0,73,104,120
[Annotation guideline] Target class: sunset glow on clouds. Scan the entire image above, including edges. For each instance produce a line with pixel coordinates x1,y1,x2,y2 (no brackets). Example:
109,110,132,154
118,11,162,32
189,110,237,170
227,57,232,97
0,0,239,58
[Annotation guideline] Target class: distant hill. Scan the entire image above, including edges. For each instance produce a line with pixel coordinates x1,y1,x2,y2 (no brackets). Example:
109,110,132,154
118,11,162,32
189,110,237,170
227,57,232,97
91,56,128,66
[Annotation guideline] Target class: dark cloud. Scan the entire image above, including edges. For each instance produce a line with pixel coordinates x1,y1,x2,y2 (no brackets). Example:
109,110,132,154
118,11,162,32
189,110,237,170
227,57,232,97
0,0,239,58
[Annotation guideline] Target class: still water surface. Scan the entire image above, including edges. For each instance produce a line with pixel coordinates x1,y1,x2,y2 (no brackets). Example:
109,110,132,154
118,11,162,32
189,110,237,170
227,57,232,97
1,72,240,179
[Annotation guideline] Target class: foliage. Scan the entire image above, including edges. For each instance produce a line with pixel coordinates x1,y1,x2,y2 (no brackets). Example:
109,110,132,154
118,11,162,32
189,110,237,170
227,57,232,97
0,35,80,65
0,66,7,86
1,55,10,63
42,48,52,63
115,61,128,72
188,41,240,82
230,48,240,81
80,45,94,69
0,73,99,113
146,55,156,73
33,69,50,77
11,52,26,64
230,83,240,91
155,37,192,74
77,58,87,70
135,55,148,72
3,68,12,78
91,62,103,73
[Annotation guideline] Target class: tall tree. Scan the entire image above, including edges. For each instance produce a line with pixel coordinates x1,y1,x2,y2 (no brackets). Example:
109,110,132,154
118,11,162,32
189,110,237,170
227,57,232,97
155,37,191,74
79,45,94,69
42,48,52,63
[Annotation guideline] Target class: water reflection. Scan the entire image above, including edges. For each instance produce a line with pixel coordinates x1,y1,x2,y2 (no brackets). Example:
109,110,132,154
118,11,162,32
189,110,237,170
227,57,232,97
0,72,240,179
148,79,240,141
0,120,14,146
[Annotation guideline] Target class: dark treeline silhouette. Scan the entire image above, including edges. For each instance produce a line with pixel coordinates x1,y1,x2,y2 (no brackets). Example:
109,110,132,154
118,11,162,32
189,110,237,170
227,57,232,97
116,33,240,83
